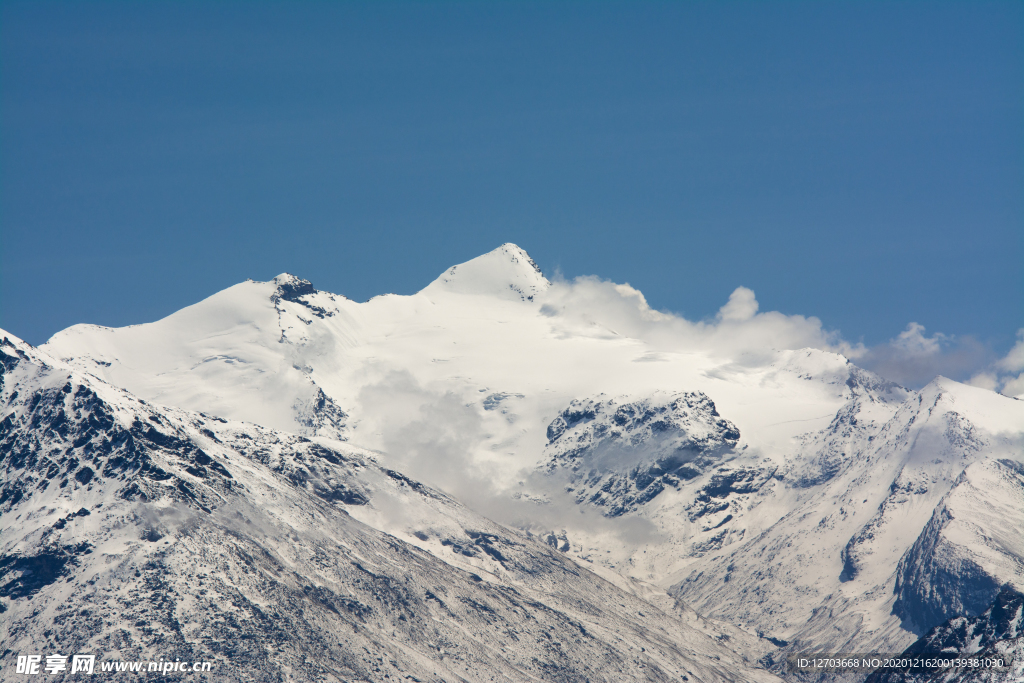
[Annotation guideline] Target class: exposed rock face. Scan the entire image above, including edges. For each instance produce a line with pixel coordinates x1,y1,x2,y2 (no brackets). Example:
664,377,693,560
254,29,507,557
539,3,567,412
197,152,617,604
865,586,1024,683
542,391,740,516
293,386,349,440
892,459,1024,634
271,273,334,319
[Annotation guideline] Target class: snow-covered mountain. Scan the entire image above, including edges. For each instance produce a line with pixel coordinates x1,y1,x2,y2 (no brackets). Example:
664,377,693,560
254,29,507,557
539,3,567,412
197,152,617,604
0,333,781,682
11,243,1024,679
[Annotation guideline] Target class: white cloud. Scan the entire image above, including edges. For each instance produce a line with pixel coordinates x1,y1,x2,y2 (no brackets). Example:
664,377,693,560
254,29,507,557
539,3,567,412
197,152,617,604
996,330,1024,373
984,329,1024,399
966,372,999,392
355,370,486,491
1002,373,1024,399
891,322,946,355
968,330,1024,398
854,324,1024,396
541,278,1013,392
540,277,862,361
858,323,991,389
718,287,759,322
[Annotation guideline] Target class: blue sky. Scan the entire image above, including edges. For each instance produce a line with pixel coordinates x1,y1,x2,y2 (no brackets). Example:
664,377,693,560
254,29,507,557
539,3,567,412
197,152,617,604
1,2,1021,385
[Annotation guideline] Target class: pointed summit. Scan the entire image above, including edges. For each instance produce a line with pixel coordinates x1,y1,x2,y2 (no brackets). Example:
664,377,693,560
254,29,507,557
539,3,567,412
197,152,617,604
421,243,549,302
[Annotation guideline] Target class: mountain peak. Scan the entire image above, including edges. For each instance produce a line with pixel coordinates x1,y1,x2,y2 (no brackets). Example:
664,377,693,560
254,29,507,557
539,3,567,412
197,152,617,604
421,243,549,301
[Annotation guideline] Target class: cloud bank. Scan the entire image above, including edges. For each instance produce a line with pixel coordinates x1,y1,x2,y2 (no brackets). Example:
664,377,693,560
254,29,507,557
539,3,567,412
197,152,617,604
540,276,864,362
541,275,1016,395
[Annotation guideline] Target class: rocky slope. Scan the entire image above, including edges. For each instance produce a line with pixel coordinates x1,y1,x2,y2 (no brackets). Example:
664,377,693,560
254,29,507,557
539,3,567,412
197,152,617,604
540,391,741,517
